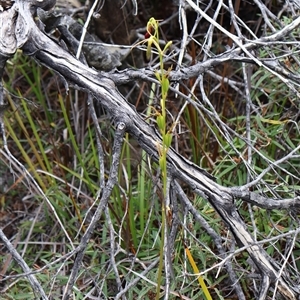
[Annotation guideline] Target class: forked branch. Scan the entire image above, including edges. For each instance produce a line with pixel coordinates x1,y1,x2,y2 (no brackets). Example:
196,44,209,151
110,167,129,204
0,0,299,299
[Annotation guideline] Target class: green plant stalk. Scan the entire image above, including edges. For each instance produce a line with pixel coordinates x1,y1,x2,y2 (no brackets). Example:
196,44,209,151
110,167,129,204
18,59,53,123
139,82,156,232
20,97,53,178
146,17,213,299
184,102,203,163
5,95,50,191
118,134,139,249
58,95,95,195
138,150,147,234
127,189,138,249
156,203,165,299
4,117,47,191
145,17,172,300
58,95,94,229
87,122,100,172
185,245,212,300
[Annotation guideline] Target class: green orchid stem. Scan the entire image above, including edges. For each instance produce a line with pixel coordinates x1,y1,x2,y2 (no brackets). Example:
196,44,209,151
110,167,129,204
145,17,172,300
156,204,166,299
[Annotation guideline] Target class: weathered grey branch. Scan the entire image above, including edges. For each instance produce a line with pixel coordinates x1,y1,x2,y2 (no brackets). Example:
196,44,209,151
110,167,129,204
0,0,300,299
62,121,126,300
109,14,300,86
0,228,48,299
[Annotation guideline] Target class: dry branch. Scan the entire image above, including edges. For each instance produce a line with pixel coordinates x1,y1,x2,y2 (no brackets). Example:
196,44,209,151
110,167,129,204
0,0,300,299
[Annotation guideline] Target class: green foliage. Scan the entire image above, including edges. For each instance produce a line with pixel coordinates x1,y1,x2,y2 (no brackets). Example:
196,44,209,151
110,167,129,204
2,6,300,300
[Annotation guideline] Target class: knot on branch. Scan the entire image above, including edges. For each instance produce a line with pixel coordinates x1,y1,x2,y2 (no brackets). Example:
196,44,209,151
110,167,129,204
0,0,56,57
0,4,18,56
